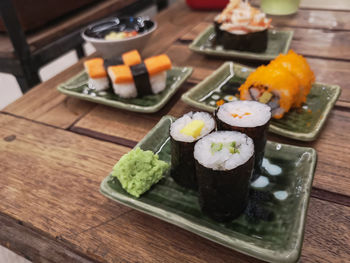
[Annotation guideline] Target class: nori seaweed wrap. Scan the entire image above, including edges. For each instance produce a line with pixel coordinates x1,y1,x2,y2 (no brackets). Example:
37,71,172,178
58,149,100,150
194,131,254,222
221,29,268,53
170,112,215,190
215,101,271,181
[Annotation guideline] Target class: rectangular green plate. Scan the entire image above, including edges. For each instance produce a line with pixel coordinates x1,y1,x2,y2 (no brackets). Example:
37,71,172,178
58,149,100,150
181,62,341,141
189,25,293,61
57,67,193,113
100,115,317,263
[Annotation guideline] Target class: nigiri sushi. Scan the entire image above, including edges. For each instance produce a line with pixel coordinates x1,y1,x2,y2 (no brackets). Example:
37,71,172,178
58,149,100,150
108,54,172,98
84,58,109,91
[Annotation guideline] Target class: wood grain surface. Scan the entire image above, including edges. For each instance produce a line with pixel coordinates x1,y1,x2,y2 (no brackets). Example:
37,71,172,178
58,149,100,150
0,113,130,238
63,198,350,263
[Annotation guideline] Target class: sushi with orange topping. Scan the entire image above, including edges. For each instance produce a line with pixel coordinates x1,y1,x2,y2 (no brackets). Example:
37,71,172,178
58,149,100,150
84,58,109,91
108,54,172,98
239,50,315,119
214,0,272,52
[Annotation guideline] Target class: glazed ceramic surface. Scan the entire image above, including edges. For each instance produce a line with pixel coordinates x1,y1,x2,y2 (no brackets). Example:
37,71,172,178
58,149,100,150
189,25,293,61
57,67,192,113
100,116,317,263
181,62,341,141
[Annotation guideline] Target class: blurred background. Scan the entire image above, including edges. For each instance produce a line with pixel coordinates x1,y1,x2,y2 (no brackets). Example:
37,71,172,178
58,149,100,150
0,0,176,110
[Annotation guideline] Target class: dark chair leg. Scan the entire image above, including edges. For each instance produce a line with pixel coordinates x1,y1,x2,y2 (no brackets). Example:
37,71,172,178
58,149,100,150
75,45,85,59
15,62,41,93
15,75,31,94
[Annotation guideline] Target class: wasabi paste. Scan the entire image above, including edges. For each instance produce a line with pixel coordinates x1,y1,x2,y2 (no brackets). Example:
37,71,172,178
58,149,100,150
112,147,169,198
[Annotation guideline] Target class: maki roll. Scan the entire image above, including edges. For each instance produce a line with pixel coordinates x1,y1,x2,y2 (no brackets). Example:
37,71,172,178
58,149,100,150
194,131,254,221
214,0,271,52
269,50,315,106
104,49,142,69
239,65,300,119
84,58,109,91
170,112,216,190
107,54,172,98
216,101,271,180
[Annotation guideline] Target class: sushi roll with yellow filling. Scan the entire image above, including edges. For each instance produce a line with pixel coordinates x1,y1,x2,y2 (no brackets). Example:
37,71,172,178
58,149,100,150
84,58,109,91
239,65,300,119
108,54,172,98
170,112,216,189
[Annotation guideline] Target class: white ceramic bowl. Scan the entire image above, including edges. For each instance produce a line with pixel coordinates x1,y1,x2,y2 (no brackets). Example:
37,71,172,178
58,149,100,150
82,17,157,59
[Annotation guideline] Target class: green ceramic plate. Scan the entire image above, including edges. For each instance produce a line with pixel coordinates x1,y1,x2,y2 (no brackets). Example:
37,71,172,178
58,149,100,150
57,67,193,113
100,115,317,263
189,25,293,61
181,62,341,141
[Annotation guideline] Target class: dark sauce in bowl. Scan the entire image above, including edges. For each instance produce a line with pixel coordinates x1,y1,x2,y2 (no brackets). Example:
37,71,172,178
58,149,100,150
84,17,155,39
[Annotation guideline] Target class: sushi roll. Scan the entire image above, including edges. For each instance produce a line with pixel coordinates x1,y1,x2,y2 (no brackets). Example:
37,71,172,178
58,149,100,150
194,131,254,221
170,112,216,190
107,54,172,98
84,58,109,91
214,0,271,52
269,50,315,106
215,101,271,180
239,65,300,119
104,49,142,69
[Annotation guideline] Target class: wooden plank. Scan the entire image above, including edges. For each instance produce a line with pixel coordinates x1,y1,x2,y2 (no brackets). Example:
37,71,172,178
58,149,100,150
63,198,350,263
0,113,131,239
2,57,95,129
180,22,350,61
0,213,94,263
203,9,350,31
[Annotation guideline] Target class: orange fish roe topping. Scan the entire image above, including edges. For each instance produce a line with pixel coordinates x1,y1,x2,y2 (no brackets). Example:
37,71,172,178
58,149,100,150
231,112,251,119
84,58,107,78
216,99,225,106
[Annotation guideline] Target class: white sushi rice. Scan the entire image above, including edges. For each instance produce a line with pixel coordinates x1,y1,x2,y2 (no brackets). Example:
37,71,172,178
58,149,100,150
194,131,254,171
108,68,167,98
88,77,109,91
217,101,271,127
170,112,215,142
150,71,167,94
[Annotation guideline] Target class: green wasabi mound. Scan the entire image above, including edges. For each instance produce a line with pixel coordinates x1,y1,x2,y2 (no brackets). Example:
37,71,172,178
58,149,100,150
112,147,169,198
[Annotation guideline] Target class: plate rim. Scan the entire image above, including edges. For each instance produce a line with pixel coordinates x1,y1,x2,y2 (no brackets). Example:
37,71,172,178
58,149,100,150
189,25,294,61
57,66,193,113
181,62,341,141
100,115,317,263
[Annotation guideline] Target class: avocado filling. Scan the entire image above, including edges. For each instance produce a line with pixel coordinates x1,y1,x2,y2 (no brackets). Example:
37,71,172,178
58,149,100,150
211,141,240,155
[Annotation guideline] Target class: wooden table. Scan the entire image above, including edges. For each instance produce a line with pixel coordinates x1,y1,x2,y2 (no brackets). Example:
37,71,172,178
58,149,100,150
1,1,350,262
